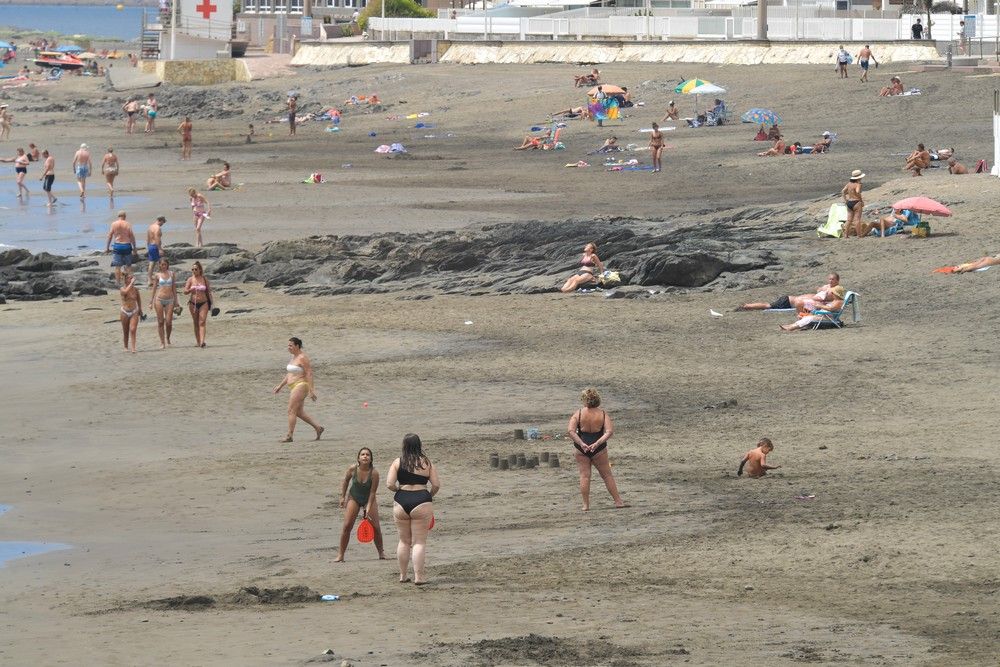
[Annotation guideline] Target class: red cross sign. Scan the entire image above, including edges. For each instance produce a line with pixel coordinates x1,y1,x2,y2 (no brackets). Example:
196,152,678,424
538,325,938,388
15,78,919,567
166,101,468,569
194,0,217,19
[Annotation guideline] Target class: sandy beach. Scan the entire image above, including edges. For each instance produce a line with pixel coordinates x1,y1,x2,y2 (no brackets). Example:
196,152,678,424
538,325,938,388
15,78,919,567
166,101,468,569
2,60,1000,666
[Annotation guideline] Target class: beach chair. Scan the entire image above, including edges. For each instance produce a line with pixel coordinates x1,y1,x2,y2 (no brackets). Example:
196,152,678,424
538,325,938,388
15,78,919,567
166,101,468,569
542,127,562,150
808,291,860,330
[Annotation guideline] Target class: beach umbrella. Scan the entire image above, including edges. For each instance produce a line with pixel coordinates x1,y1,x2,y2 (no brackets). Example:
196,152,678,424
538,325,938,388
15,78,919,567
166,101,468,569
687,83,726,96
674,78,712,94
0,41,12,50
741,108,782,126
57,45,83,53
892,196,952,217
587,84,625,97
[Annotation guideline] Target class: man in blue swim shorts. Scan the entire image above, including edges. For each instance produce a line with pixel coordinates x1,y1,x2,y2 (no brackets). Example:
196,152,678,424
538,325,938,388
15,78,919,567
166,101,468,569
105,210,136,286
856,44,878,83
72,142,92,199
146,215,166,282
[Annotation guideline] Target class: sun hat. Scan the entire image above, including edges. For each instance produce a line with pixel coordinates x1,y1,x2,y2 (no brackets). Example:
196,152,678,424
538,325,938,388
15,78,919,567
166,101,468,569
850,169,865,180
822,131,831,137
80,143,87,149
831,285,847,299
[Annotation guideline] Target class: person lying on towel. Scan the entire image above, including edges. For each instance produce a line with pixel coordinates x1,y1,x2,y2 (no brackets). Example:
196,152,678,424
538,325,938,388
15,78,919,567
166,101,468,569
737,273,841,311
514,129,551,151
950,254,1000,273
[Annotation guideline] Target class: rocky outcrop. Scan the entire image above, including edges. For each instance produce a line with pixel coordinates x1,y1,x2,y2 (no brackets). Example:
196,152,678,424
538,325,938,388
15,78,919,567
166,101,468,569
0,204,823,302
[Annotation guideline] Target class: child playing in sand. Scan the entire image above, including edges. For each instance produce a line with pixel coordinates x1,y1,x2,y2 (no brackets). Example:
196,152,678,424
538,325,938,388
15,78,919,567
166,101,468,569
738,438,780,478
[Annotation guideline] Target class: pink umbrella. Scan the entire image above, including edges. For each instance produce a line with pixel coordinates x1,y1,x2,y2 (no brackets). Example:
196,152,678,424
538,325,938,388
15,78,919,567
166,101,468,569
892,196,952,217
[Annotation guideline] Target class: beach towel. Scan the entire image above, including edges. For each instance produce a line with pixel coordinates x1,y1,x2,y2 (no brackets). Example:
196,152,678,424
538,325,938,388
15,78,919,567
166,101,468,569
608,165,655,172
901,88,922,96
565,161,590,168
934,265,991,274
975,159,989,173
817,203,847,238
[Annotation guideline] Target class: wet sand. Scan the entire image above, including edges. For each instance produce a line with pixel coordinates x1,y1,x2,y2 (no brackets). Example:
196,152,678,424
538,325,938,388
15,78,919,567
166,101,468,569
2,62,1000,666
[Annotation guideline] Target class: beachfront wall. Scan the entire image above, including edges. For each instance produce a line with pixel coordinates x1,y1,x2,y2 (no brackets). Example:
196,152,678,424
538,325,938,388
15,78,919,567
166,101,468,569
290,39,940,64
368,13,1000,43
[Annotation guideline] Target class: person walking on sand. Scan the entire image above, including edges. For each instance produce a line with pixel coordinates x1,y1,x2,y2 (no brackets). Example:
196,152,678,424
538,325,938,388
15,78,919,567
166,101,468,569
567,388,626,512
386,434,440,585
146,215,165,284
72,143,91,199
1,147,30,199
122,98,140,135
188,187,210,248
105,210,136,287
183,260,213,348
273,337,324,443
118,267,144,354
101,147,119,197
150,257,180,349
856,44,878,83
649,122,665,173
738,438,780,478
178,116,193,160
836,45,850,79
39,149,56,206
841,169,865,237
144,93,158,133
0,105,12,141
287,94,298,136
335,447,389,563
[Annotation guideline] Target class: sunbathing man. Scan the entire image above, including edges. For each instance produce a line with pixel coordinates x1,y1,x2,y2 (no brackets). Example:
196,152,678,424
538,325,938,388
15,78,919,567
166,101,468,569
514,129,551,151
860,208,917,237
737,273,840,312
661,101,679,122
738,438,780,478
757,135,785,157
779,285,846,331
574,68,600,87
949,254,1000,273
597,136,619,152
947,158,969,175
206,162,232,190
904,143,931,176
812,131,833,154
553,106,590,119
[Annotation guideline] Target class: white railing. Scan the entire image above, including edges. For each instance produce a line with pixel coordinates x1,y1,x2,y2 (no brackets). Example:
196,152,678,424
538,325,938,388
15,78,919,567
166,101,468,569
369,13,1000,42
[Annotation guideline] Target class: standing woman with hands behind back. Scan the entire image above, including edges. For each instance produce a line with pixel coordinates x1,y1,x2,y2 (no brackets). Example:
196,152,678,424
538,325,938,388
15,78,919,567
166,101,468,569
387,434,440,585
335,447,388,562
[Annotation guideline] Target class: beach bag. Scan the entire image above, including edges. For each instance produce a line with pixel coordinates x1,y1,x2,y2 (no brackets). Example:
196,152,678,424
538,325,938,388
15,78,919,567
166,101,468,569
429,514,435,530
598,270,622,288
911,221,930,238
356,515,375,543
975,159,988,173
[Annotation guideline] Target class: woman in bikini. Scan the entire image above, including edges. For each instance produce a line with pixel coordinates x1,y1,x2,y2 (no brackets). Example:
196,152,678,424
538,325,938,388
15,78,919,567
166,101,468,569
386,434,440,585
150,257,180,349
560,242,604,293
183,260,213,348
335,447,388,562
649,122,665,173
187,188,210,248
1,147,30,199
118,267,144,354
841,169,865,238
272,337,324,443
567,388,626,511
101,147,119,197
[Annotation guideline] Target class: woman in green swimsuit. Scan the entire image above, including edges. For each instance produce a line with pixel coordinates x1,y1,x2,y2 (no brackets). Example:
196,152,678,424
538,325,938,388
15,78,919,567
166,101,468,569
335,447,387,562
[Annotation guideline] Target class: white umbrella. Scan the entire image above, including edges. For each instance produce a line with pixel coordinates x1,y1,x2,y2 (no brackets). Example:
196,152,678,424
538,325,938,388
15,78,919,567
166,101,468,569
683,83,727,116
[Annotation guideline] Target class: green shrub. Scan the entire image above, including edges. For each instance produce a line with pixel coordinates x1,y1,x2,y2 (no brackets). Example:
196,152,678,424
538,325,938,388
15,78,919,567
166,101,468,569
358,0,433,32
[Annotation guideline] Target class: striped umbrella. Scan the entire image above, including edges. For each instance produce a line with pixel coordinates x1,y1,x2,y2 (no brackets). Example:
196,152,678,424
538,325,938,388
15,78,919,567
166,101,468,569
741,108,782,126
674,78,712,94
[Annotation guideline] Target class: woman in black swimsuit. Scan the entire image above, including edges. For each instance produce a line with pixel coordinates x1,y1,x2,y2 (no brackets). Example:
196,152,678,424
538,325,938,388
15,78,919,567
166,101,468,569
386,434,440,585
567,388,626,511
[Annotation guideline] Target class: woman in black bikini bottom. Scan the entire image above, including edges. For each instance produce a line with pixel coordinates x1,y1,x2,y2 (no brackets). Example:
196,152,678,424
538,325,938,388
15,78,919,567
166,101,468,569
387,434,440,585
568,388,626,511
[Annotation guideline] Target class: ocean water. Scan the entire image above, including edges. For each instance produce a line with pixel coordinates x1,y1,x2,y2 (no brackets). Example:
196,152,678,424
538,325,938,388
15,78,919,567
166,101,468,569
1,4,145,41
0,189,146,254
0,505,71,568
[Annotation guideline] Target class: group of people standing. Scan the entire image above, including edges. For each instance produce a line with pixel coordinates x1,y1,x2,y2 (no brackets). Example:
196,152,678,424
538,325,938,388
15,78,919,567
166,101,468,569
108,210,216,353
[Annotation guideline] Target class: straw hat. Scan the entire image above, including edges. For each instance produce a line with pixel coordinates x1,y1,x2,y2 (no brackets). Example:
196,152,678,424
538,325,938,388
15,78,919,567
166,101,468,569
831,285,847,299
850,169,865,180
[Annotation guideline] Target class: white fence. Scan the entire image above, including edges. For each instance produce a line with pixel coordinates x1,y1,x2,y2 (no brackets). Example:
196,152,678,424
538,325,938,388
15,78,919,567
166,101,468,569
371,12,1000,42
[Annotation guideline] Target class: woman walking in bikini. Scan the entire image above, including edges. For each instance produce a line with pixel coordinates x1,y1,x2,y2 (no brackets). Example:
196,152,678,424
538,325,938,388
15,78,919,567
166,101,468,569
273,337,324,443
386,434,440,585
118,267,144,353
183,260,213,348
841,169,865,238
187,188,210,248
150,257,180,349
567,388,626,511
649,122,665,173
